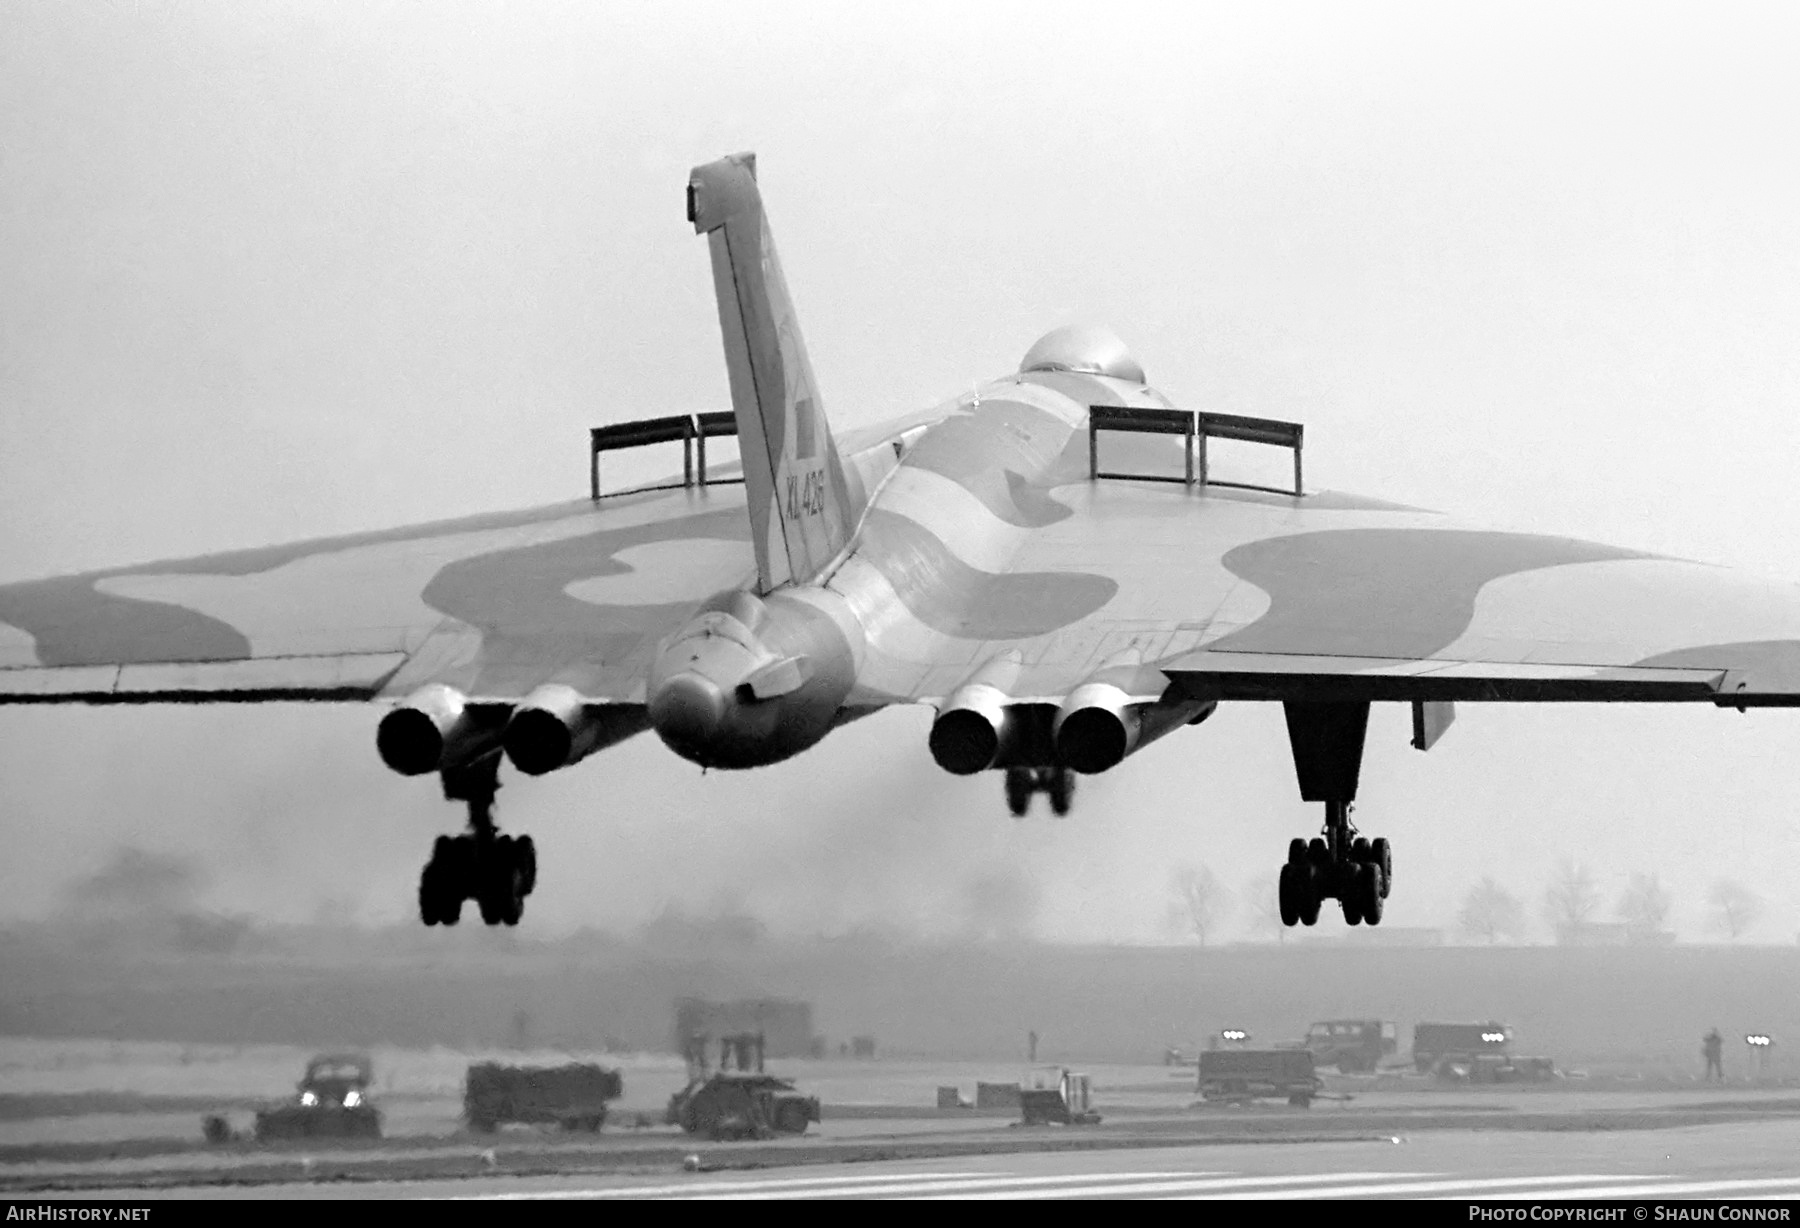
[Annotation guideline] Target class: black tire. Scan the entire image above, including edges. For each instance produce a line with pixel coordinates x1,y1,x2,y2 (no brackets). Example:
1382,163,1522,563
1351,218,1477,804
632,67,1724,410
1307,837,1328,865
1048,769,1074,816
515,835,537,896
477,869,507,925
774,1100,810,1134
1343,877,1364,925
1287,1093,1312,1108
1298,865,1322,926
1361,863,1385,926
1005,769,1031,817
420,864,441,926
1287,837,1308,866
1278,863,1300,927
1351,836,1371,863
1371,837,1392,896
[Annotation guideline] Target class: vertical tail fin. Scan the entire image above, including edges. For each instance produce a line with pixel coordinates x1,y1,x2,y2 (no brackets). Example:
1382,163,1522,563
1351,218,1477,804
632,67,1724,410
689,153,861,592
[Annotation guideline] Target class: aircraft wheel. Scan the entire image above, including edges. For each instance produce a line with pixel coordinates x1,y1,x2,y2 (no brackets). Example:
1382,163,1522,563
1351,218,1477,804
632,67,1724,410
1298,866,1322,926
1005,769,1032,817
1360,863,1385,926
1351,836,1371,863
516,835,537,896
1370,837,1392,896
1342,870,1365,925
419,864,441,926
1307,837,1328,866
1278,863,1301,927
1287,838,1308,866
1047,769,1074,817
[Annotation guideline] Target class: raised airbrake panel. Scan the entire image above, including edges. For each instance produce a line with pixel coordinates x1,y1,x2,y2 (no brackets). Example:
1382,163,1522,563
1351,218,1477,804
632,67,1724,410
588,413,743,500
1087,406,1304,495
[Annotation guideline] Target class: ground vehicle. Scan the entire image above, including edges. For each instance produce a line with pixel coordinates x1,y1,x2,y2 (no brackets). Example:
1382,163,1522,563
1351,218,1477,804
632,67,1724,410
665,1030,820,1140
1018,1068,1102,1125
253,1053,381,1142
1439,1053,1558,1084
464,1062,622,1133
1197,1048,1323,1107
1412,1022,1512,1074
666,1073,821,1139
1305,1019,1398,1073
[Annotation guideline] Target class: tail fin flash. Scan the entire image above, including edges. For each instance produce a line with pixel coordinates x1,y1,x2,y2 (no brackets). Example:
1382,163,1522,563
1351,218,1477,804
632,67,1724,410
689,153,860,591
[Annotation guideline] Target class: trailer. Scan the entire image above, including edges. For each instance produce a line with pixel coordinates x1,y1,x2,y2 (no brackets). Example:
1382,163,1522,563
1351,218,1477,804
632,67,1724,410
464,1062,623,1133
1197,1048,1323,1107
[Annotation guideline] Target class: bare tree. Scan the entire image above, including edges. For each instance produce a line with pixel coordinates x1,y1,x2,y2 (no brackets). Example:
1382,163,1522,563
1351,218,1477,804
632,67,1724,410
1543,860,1601,944
1458,877,1524,945
1242,874,1288,944
1707,878,1763,941
1167,865,1228,946
1617,872,1672,940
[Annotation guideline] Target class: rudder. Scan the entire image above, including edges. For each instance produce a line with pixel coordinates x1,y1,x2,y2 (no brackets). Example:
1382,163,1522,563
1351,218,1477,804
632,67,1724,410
689,153,860,592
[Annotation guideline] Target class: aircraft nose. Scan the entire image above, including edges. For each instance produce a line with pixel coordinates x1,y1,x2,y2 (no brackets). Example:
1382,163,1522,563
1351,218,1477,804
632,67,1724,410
649,672,727,748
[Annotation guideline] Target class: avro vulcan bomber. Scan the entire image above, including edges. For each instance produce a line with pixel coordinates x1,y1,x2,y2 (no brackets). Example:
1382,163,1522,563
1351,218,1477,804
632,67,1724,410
8,154,1800,928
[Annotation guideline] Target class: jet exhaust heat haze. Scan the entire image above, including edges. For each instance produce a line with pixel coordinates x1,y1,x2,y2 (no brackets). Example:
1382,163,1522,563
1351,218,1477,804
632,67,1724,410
8,153,1800,932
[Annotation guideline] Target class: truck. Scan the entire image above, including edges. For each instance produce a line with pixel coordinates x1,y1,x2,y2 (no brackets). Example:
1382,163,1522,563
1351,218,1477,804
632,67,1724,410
253,1053,382,1142
1197,1048,1323,1108
464,1061,623,1133
1305,1019,1398,1073
664,1030,821,1140
1412,1022,1512,1075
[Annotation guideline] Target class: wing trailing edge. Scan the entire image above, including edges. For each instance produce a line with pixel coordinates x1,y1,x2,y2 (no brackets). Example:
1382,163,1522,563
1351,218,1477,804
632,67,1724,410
1162,649,1731,704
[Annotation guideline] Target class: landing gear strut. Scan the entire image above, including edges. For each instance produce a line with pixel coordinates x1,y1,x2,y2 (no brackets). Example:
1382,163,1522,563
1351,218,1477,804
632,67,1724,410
1004,766,1076,817
1276,702,1392,927
419,756,537,927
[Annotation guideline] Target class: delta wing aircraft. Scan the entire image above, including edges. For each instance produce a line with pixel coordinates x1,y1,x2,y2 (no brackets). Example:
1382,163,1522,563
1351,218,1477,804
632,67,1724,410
7,153,1800,929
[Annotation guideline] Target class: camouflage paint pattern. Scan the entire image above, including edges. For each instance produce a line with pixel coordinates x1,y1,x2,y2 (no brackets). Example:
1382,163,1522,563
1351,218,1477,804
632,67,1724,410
8,153,1800,780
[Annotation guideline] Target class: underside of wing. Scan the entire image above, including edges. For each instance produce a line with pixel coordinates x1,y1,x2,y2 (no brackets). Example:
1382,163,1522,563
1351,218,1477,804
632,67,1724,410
0,485,755,705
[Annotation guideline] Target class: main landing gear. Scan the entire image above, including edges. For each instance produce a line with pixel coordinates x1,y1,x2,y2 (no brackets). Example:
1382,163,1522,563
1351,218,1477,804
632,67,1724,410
1278,802,1391,927
420,756,537,927
1005,766,1075,817
1276,702,1393,928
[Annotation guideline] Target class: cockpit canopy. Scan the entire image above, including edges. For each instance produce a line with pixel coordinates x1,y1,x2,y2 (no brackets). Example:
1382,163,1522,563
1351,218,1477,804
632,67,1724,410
1019,324,1146,384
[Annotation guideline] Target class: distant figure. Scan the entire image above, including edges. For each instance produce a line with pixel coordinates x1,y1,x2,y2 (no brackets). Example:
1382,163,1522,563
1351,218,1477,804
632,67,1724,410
1028,1030,1039,1063
1703,1029,1725,1083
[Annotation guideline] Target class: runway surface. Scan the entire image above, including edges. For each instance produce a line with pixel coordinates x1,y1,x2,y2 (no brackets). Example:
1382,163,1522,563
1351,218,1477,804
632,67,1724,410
100,1120,1800,1199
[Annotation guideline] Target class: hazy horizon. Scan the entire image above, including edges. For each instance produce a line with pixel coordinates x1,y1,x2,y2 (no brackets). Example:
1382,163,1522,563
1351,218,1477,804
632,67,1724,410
4,2,1800,945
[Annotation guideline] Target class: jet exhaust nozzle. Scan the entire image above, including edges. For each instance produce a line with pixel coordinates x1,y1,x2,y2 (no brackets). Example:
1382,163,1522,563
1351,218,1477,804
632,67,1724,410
928,686,1011,775
1053,681,1215,774
503,685,650,776
376,685,501,776
928,653,1026,776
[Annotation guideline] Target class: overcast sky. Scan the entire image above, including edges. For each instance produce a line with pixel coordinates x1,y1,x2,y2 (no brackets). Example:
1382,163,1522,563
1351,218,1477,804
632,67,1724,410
4,1,1800,943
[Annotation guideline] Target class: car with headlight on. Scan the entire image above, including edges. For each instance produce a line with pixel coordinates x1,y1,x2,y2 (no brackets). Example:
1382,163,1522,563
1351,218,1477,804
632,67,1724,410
254,1052,382,1141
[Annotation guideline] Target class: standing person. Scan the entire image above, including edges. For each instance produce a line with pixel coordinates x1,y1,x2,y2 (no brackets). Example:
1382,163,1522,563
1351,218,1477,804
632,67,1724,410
1703,1029,1725,1083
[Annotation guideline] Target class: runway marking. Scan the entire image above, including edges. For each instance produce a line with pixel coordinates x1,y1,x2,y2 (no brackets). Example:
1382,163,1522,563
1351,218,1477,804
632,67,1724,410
1461,1177,1800,1200
454,1171,993,1199
929,1172,1434,1200
454,1169,1800,1202
688,1171,1221,1200
1204,1174,1647,1200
